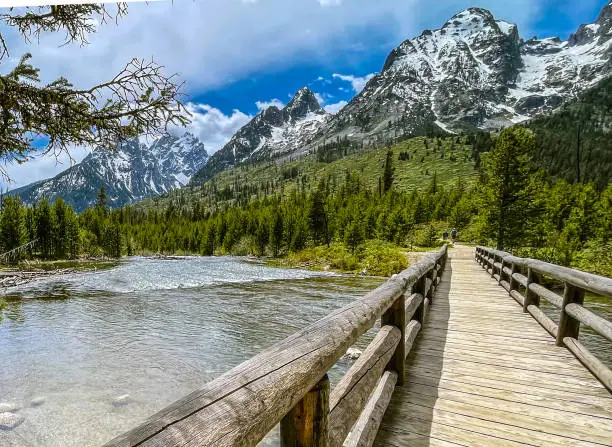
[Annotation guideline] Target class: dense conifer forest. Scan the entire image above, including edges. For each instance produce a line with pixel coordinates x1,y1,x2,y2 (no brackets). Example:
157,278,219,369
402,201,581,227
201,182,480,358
2,126,610,276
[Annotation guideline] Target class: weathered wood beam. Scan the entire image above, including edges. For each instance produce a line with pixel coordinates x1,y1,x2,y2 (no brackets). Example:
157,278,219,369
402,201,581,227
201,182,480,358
342,371,398,447
328,326,400,447
527,305,558,338
564,337,612,393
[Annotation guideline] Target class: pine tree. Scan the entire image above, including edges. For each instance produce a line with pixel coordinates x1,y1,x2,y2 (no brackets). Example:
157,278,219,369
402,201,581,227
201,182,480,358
36,199,54,259
96,186,108,212
269,211,284,257
308,181,328,246
0,196,25,262
480,127,537,250
383,150,395,193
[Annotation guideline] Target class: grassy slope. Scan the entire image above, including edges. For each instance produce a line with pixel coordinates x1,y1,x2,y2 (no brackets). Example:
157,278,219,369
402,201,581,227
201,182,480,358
139,136,477,211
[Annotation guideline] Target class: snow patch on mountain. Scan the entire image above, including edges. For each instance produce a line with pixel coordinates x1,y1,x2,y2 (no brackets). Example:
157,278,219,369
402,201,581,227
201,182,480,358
11,133,208,211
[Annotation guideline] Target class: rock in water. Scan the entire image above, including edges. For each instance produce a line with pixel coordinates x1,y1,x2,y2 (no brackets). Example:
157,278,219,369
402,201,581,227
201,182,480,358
30,397,45,407
0,403,18,413
343,347,362,360
0,412,25,430
112,394,131,407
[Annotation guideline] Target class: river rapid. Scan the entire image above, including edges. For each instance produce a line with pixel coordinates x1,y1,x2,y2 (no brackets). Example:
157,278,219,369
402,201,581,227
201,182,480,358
0,256,383,447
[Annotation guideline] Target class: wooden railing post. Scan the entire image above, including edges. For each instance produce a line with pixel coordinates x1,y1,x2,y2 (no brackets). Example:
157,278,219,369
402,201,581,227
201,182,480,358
281,374,330,447
556,283,585,347
523,267,540,313
413,276,426,325
381,294,406,386
509,262,517,292
498,258,505,285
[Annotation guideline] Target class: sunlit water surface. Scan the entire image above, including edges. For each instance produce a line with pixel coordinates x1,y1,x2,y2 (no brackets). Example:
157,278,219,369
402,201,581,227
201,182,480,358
0,257,383,447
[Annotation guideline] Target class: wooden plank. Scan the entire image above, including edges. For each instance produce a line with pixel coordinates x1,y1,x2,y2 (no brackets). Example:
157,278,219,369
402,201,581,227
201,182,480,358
382,401,605,447
410,347,595,377
403,374,612,418
404,293,423,323
404,362,612,402
395,383,612,443
405,361,610,396
374,429,464,447
407,352,607,390
328,326,400,446
415,337,576,360
411,345,593,376
378,415,532,447
344,371,397,447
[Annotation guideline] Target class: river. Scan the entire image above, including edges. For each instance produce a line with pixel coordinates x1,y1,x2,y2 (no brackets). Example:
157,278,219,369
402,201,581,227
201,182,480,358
1,256,610,447
0,256,383,447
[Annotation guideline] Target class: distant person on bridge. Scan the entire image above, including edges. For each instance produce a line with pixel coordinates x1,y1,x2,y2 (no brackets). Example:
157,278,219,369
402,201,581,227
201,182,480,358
442,230,449,241
451,228,458,242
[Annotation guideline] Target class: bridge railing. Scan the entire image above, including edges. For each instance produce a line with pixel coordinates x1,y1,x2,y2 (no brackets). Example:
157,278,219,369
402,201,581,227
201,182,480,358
104,245,448,447
475,246,612,392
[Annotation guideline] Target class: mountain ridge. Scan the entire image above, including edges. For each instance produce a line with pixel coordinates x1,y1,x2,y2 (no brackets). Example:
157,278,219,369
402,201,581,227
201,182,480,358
11,133,208,212
191,87,329,184
193,2,611,183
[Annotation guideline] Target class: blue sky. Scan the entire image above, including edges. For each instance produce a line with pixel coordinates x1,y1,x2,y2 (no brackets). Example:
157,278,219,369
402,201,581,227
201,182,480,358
193,0,607,118
2,0,609,189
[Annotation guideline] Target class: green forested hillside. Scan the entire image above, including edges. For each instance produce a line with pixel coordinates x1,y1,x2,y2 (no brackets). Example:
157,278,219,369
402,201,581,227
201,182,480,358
139,136,478,213
527,76,612,188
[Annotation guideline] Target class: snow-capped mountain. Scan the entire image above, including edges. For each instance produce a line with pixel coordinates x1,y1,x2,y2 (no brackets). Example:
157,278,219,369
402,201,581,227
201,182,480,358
319,3,611,141
11,133,208,212
192,87,329,183
192,3,611,184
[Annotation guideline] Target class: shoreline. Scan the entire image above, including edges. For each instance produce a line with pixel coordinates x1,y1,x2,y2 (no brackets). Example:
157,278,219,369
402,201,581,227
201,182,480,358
0,258,121,289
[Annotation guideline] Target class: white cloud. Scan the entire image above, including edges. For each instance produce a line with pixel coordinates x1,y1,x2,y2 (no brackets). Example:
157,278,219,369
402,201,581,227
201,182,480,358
314,92,325,105
177,103,252,154
332,72,377,93
255,98,285,111
3,147,90,191
0,0,555,187
0,0,546,95
324,100,348,114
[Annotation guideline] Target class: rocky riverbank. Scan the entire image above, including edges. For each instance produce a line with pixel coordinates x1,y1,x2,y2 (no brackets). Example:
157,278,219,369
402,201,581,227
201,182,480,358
0,269,77,288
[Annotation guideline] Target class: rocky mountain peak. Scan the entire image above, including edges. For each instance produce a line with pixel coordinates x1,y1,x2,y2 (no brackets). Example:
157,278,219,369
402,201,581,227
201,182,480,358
596,1,612,24
11,133,208,211
570,1,612,46
284,87,323,121
443,7,495,29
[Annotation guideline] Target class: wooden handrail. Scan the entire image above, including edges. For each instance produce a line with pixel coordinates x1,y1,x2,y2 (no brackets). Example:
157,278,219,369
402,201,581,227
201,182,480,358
104,246,448,447
475,246,612,392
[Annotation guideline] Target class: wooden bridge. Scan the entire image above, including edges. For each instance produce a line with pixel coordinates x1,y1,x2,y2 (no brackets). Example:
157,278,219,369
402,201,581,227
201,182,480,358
104,245,612,447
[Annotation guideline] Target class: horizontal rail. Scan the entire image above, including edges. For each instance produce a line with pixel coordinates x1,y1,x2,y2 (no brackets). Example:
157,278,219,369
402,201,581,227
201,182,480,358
565,303,612,343
105,246,448,447
476,246,612,296
475,246,612,392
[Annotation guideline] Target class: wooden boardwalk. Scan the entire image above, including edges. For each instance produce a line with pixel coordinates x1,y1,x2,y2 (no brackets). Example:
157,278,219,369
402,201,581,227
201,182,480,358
375,246,612,447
